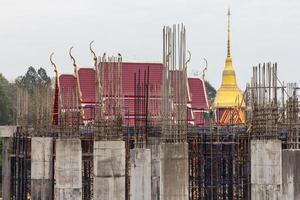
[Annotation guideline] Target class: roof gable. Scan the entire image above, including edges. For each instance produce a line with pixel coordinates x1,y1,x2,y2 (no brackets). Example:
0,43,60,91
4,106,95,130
188,78,208,110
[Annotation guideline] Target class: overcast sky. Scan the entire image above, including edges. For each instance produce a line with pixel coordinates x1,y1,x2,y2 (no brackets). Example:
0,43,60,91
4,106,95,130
1,0,300,89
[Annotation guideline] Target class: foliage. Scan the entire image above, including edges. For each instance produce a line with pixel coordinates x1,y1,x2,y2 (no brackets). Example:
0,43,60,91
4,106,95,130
15,67,52,125
0,74,15,125
205,80,216,101
0,74,16,175
15,66,51,93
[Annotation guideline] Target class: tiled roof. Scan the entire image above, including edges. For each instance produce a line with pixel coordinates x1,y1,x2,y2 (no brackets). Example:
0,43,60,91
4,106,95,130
121,63,163,97
78,68,96,103
58,62,208,126
188,78,208,110
59,74,77,108
188,78,208,126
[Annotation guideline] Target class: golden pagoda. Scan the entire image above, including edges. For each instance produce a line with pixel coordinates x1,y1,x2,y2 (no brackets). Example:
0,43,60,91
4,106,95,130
214,9,245,123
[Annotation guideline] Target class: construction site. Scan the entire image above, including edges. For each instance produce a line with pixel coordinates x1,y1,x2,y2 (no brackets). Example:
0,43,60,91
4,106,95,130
1,11,300,200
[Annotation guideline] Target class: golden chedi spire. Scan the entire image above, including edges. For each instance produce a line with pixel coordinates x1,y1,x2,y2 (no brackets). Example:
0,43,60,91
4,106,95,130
214,9,244,108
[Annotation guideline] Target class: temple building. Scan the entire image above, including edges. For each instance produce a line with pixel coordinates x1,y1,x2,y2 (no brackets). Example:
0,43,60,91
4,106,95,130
214,9,245,124
54,62,208,127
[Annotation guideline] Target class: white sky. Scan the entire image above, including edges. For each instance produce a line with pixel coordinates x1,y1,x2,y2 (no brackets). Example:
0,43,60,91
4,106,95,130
1,0,300,89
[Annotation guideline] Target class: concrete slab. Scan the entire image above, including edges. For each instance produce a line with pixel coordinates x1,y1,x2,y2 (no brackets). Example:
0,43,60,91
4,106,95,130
160,142,189,200
54,139,82,200
282,149,300,200
0,126,16,137
251,139,282,200
130,148,151,200
93,140,125,200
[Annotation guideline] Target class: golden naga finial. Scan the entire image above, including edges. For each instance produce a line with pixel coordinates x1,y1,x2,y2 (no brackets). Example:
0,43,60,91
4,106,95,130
227,8,231,58
89,40,97,65
69,47,84,111
69,46,77,74
184,50,191,69
50,52,58,76
201,58,208,80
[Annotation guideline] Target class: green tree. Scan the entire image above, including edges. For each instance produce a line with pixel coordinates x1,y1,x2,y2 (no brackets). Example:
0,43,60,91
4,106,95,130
15,66,51,93
15,67,52,125
205,81,216,102
37,68,51,86
0,74,15,125
0,74,16,181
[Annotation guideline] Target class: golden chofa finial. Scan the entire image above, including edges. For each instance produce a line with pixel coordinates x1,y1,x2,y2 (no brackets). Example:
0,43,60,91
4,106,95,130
69,46,77,74
50,52,58,76
89,40,97,65
184,50,191,69
227,8,231,58
201,58,208,80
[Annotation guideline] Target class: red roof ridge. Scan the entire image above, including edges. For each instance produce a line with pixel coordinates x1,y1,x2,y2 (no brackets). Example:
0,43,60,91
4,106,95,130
123,62,162,65
188,77,202,80
59,74,75,78
78,67,95,70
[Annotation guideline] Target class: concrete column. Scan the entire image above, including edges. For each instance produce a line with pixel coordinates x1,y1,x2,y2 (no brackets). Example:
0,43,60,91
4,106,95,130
282,149,300,200
54,139,82,200
147,137,161,200
160,142,189,200
130,148,151,200
31,137,53,200
93,140,125,200
0,126,15,200
251,139,282,200
2,137,12,200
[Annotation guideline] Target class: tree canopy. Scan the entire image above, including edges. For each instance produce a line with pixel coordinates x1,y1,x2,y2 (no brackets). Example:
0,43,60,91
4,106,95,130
0,74,15,125
15,66,51,93
205,81,217,102
0,67,51,125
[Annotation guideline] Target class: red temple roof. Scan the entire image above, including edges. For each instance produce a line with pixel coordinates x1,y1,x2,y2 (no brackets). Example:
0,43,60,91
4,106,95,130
188,78,208,110
58,62,208,126
78,68,96,103
59,74,76,108
122,62,163,97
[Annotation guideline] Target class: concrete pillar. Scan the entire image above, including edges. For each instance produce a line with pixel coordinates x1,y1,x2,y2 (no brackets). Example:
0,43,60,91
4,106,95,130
251,139,282,200
160,142,189,200
54,139,82,200
0,126,15,200
31,137,53,200
2,137,12,200
93,140,125,200
282,149,300,200
147,137,161,200
130,148,151,200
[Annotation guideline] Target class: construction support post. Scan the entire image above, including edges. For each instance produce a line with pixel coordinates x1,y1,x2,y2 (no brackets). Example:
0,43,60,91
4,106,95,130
0,126,15,200
160,143,189,200
251,139,282,200
54,139,82,200
130,148,151,200
282,149,300,200
31,137,53,200
147,137,161,200
93,140,126,200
